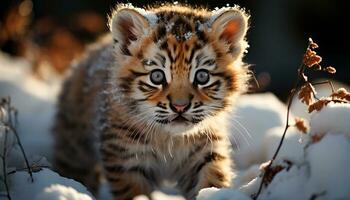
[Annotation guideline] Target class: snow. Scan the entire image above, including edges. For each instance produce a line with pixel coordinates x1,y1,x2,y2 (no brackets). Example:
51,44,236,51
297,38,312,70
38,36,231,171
113,3,158,27
263,127,304,164
309,102,350,137
255,133,350,200
305,133,350,199
142,191,185,200
166,22,175,32
209,5,246,25
35,184,93,200
0,52,60,160
230,93,286,168
143,12,158,27
9,168,94,200
239,175,261,197
1,51,350,200
197,187,251,200
258,165,308,200
238,94,350,200
184,32,193,40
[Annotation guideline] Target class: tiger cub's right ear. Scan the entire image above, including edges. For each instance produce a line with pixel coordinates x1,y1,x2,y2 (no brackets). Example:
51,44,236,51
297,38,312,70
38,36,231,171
109,8,150,54
211,8,249,58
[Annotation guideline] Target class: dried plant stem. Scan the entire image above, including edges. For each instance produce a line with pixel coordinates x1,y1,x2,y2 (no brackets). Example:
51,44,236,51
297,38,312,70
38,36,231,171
7,165,50,175
253,68,302,199
2,128,11,200
312,80,335,93
0,97,34,200
7,124,33,182
5,97,33,182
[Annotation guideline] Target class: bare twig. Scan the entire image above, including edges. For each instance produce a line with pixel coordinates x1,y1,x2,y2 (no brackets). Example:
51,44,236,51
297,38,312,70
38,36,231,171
1,97,35,200
6,124,33,182
311,80,335,93
7,165,51,175
5,97,33,182
2,127,11,200
1,98,33,182
253,67,303,199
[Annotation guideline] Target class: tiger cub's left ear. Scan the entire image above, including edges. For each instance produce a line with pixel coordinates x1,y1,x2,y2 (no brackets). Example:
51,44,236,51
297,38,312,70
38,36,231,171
109,8,150,54
211,8,249,57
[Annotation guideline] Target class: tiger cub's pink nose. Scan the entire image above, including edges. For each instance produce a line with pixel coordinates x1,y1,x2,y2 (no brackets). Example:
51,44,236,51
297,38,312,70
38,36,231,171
172,103,188,113
169,98,190,113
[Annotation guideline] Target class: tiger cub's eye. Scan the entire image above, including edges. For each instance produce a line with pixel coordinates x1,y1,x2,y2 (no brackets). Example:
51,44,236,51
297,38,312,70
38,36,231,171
150,69,166,85
195,69,210,85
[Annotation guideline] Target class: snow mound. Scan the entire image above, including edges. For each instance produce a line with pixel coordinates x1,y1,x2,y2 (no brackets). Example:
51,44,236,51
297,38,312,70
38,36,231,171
9,168,94,200
35,184,94,200
0,52,61,160
263,127,304,164
240,101,350,200
309,102,350,137
258,164,308,200
197,187,251,200
231,93,287,168
305,133,350,199
256,133,350,200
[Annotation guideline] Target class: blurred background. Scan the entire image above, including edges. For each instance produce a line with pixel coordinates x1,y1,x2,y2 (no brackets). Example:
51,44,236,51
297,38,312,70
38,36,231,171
1,0,349,100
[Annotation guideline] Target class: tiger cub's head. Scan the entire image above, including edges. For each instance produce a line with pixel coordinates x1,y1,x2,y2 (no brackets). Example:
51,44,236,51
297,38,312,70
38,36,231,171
109,4,250,135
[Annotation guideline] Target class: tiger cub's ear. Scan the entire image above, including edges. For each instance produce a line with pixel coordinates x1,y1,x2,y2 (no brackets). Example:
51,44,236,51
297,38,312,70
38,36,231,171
211,8,249,58
110,8,149,54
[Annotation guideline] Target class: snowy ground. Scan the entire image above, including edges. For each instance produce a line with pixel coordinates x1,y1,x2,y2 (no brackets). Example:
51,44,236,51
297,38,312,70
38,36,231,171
1,52,349,200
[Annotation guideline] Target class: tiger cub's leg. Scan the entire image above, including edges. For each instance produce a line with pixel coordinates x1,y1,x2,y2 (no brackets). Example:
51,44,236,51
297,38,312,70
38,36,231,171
53,109,102,194
100,129,156,200
180,139,233,199
53,66,102,194
103,170,153,200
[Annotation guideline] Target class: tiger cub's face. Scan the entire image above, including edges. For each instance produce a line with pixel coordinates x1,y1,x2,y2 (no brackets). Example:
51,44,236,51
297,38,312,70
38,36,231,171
110,5,249,135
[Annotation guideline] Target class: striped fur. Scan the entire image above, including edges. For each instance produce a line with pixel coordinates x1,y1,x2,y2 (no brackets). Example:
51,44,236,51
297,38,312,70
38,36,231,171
53,4,250,200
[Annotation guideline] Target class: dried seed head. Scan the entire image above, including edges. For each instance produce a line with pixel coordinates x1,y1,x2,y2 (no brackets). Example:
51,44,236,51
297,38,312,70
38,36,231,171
299,83,316,105
308,98,331,113
303,39,323,68
294,117,308,134
263,165,284,186
260,160,293,187
331,88,350,101
311,134,324,143
324,66,336,74
308,38,319,49
303,49,322,68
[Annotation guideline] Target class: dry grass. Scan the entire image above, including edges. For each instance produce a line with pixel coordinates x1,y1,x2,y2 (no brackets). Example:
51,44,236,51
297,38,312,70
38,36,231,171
0,97,33,200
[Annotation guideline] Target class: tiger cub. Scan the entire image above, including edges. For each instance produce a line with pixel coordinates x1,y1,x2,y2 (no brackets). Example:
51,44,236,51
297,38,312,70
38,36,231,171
53,3,250,200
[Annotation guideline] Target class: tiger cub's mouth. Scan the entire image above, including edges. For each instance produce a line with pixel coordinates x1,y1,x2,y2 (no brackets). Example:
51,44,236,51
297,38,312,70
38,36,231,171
171,115,190,123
